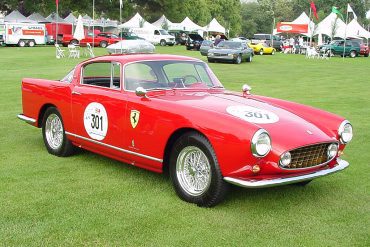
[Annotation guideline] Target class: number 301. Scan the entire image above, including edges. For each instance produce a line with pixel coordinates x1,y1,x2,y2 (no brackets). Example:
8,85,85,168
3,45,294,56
91,114,103,131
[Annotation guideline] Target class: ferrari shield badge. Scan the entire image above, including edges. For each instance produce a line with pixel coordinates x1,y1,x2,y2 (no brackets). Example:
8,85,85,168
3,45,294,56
130,110,140,128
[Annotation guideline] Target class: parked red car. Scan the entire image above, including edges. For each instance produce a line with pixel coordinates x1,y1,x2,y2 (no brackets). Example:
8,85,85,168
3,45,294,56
62,32,122,48
351,39,369,57
18,54,352,207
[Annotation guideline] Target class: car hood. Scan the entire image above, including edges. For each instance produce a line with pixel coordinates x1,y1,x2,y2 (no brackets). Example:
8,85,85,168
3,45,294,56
154,91,335,153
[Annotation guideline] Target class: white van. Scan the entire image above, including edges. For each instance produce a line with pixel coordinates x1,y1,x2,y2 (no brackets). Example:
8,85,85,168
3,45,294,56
131,28,175,46
4,23,46,47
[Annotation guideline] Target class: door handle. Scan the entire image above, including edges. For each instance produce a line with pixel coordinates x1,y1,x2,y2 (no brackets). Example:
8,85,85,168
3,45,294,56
72,91,81,95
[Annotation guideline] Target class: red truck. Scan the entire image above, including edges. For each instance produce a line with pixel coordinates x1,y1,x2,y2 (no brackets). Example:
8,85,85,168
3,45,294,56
61,32,123,48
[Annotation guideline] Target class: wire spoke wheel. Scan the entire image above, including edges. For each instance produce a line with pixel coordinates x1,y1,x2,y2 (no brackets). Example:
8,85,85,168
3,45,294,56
176,146,211,196
45,113,63,150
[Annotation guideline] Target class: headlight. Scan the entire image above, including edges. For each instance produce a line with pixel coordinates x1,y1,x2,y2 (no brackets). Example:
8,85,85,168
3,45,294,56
338,120,353,144
327,143,338,159
208,52,214,56
251,129,271,157
280,151,291,167
228,53,234,57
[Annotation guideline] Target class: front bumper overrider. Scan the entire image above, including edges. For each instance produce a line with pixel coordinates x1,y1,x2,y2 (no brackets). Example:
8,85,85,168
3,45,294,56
224,158,349,188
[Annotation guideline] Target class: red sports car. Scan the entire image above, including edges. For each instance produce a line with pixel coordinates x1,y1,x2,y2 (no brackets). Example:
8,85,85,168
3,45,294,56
18,54,353,207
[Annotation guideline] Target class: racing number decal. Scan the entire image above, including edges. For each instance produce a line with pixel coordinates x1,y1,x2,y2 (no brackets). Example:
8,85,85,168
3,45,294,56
226,105,279,124
84,102,108,140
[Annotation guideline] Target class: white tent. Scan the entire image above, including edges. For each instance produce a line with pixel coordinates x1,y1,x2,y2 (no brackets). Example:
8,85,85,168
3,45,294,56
73,15,85,41
46,13,67,23
152,15,172,29
204,18,225,34
315,13,347,44
366,10,370,19
5,10,34,23
118,13,156,30
346,19,370,39
273,12,315,37
64,13,77,24
180,17,204,32
27,13,48,23
82,14,93,26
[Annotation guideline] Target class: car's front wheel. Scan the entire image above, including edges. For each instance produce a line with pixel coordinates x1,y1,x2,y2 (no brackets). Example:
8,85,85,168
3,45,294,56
259,49,264,55
349,50,357,58
160,39,166,46
100,41,108,48
42,107,74,157
170,132,228,207
246,55,253,62
234,54,242,64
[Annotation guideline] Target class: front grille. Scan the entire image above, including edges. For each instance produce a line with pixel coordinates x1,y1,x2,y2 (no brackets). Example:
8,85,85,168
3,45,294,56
214,53,225,56
282,143,335,169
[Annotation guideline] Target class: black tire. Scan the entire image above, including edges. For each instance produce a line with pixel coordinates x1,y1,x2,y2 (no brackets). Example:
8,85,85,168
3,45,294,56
291,180,312,186
42,107,74,157
160,39,166,46
168,43,174,46
28,40,35,47
246,54,253,62
365,53,369,57
100,41,108,48
349,50,356,58
70,40,78,45
186,46,191,50
169,132,228,207
207,58,215,63
18,40,26,47
327,50,334,57
259,49,263,55
271,49,275,55
234,54,242,64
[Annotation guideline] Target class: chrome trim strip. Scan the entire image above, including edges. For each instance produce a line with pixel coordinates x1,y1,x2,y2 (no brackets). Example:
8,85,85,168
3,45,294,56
17,114,36,124
65,131,163,163
224,158,349,188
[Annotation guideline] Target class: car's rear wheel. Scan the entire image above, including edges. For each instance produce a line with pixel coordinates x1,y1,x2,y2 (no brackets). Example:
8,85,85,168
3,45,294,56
70,39,78,45
259,49,263,55
234,54,242,64
365,53,369,57
100,41,108,48
42,107,74,157
170,132,228,207
326,49,334,57
349,50,357,58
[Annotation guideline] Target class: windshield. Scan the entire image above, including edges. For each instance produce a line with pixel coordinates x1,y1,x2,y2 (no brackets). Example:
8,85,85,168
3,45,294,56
159,30,169,35
217,41,242,49
124,61,223,91
110,34,119,38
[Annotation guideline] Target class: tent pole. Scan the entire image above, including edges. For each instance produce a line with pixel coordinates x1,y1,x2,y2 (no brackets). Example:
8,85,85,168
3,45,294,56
92,0,95,51
343,9,349,60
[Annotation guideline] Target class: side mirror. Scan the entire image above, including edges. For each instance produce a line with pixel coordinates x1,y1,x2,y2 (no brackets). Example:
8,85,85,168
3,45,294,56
242,84,252,96
135,87,147,98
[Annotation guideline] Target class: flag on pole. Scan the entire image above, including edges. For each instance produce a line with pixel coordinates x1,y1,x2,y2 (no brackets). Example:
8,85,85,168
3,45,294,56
310,1,318,20
120,0,123,9
332,6,344,19
56,0,59,7
347,4,357,20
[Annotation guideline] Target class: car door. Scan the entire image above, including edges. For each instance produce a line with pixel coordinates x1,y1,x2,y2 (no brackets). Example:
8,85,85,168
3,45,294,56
71,61,128,156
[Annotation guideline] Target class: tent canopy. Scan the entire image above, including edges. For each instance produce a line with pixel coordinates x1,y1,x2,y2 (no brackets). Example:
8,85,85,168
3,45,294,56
5,10,34,23
204,18,225,34
27,12,48,23
152,15,173,29
46,12,67,23
64,13,77,24
180,17,204,32
346,19,370,39
315,13,346,39
119,13,156,30
274,12,315,37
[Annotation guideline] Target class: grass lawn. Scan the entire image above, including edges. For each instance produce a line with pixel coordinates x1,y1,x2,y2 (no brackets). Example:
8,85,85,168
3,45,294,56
0,45,369,246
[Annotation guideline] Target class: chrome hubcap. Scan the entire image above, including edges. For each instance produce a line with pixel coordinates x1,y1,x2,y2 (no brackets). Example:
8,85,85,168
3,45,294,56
45,114,63,150
176,146,211,196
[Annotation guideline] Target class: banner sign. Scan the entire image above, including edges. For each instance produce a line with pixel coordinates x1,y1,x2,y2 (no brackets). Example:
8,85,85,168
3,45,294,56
277,22,308,33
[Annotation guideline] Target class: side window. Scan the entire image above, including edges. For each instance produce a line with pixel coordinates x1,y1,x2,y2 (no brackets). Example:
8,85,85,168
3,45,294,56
82,62,121,89
124,63,158,90
154,30,160,35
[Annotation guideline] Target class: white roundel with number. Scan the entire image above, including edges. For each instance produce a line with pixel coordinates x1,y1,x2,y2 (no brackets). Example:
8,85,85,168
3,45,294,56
226,105,279,124
83,102,108,140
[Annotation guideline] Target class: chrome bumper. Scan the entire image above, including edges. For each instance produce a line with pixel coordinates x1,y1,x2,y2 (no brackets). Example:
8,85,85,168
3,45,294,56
224,158,349,188
17,114,36,124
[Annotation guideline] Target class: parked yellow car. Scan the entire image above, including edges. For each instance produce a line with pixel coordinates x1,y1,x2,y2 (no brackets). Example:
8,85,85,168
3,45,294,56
248,43,276,55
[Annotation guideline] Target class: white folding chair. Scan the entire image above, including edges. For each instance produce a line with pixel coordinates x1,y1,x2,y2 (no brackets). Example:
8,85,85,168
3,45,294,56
55,44,65,58
86,43,95,58
68,44,80,58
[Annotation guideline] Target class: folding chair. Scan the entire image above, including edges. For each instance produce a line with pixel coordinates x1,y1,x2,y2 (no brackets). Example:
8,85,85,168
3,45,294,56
55,44,65,58
68,44,80,58
86,43,95,58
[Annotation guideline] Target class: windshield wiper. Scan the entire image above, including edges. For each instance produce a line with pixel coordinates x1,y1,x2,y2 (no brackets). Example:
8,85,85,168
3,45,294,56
146,87,171,91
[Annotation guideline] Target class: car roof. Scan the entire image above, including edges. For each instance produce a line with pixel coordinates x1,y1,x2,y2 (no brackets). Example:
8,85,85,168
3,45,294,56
84,54,202,64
